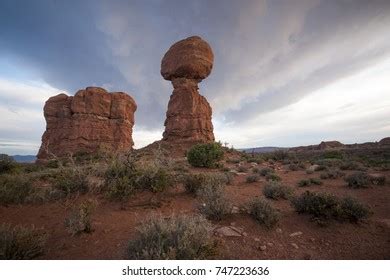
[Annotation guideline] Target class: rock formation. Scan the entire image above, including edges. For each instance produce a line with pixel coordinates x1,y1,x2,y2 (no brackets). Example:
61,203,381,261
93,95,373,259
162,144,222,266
37,87,137,160
160,36,215,143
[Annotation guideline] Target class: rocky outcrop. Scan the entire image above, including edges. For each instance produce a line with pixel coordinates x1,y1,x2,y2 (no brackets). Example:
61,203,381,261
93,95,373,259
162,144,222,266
317,141,344,150
37,87,137,160
161,36,215,143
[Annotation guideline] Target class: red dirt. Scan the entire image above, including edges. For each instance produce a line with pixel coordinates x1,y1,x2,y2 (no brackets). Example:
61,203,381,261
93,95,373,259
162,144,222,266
1,161,389,260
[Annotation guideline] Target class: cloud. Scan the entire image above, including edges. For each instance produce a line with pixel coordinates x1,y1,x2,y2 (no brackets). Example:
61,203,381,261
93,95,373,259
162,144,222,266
0,0,390,155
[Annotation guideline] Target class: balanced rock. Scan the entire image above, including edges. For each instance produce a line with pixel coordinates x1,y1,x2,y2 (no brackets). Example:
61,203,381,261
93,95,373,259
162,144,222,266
37,87,137,160
161,36,215,143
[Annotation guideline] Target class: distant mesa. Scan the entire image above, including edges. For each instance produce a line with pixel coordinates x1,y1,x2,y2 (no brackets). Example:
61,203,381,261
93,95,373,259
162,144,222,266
379,137,390,146
37,87,137,160
317,141,344,150
160,36,215,143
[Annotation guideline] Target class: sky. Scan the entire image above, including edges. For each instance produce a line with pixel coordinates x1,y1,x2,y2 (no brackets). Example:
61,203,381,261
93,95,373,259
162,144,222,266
0,0,390,155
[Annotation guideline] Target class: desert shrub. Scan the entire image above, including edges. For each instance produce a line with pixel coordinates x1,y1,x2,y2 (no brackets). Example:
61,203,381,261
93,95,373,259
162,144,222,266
369,174,386,185
340,197,370,223
0,174,32,205
126,215,217,259
288,164,299,171
105,176,136,201
0,154,18,174
246,174,259,183
320,169,345,179
306,169,314,174
104,158,138,200
246,157,263,164
65,200,96,235
340,161,363,171
46,159,59,169
263,182,293,200
265,173,281,182
198,184,231,220
21,163,44,173
0,224,46,260
183,173,226,195
248,198,280,228
292,191,339,220
226,158,240,164
323,150,344,159
187,143,224,168
237,165,248,172
345,172,370,188
258,167,273,176
292,191,370,224
222,172,235,185
263,150,289,161
315,159,343,169
136,166,173,193
297,178,322,187
52,168,89,196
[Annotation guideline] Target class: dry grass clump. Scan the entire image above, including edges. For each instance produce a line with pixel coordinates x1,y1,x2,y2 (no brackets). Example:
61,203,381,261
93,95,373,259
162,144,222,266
126,215,217,260
197,184,232,221
0,223,46,260
320,169,345,179
65,200,97,236
246,174,259,183
297,178,322,187
0,174,32,205
345,172,370,188
263,182,293,200
183,173,226,195
248,198,280,228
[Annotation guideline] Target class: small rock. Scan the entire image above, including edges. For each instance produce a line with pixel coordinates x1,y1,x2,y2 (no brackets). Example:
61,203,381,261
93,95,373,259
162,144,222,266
291,243,299,249
254,238,260,242
215,226,241,237
276,228,282,233
237,172,247,175
310,238,315,242
242,232,248,237
250,162,258,167
267,242,274,247
289,231,303,237
259,245,267,251
230,222,236,226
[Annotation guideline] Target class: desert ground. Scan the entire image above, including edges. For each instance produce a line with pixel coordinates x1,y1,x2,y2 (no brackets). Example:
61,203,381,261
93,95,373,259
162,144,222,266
0,144,389,260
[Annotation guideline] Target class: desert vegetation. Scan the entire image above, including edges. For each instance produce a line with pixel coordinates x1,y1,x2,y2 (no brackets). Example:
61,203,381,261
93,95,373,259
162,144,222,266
0,144,388,259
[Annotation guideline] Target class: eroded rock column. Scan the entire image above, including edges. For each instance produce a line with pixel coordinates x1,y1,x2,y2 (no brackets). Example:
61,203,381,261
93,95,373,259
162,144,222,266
161,36,215,143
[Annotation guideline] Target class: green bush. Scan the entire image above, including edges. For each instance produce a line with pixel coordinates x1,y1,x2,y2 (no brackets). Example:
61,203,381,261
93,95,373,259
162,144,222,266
369,174,386,186
105,176,136,201
292,191,370,223
65,200,96,235
197,184,231,220
340,197,371,223
292,191,339,220
187,143,224,168
52,168,89,196
248,198,280,228
258,167,274,176
136,167,173,193
340,161,363,171
265,173,281,182
288,164,299,171
345,172,370,188
246,174,259,183
263,182,293,200
126,215,217,259
320,169,345,179
183,173,226,195
297,178,322,187
0,174,32,205
0,154,18,174
0,224,46,259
